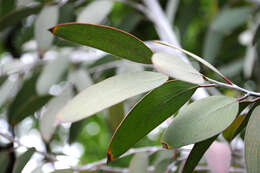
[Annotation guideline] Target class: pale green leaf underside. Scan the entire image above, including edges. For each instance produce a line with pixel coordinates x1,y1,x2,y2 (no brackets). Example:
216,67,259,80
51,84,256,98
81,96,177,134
162,96,238,148
56,71,168,123
152,52,204,84
245,105,260,173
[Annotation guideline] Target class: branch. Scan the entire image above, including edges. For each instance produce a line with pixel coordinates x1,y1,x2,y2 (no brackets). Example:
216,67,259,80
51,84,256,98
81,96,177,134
0,132,57,162
73,146,164,172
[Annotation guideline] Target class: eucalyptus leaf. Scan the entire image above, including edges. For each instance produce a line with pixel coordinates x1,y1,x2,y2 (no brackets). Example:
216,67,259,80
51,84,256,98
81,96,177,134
0,5,43,31
77,0,113,24
212,7,251,33
49,23,153,64
8,73,52,125
245,105,260,173
162,96,238,148
107,81,197,161
57,72,168,123
68,68,93,92
37,56,69,95
152,52,204,84
40,86,73,142
0,151,11,173
13,148,35,173
182,135,217,173
35,5,59,51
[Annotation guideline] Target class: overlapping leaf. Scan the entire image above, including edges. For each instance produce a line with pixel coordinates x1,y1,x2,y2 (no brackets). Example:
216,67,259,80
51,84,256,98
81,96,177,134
152,52,204,84
245,105,260,173
56,72,168,123
107,81,197,161
162,96,238,148
13,148,35,173
49,23,153,64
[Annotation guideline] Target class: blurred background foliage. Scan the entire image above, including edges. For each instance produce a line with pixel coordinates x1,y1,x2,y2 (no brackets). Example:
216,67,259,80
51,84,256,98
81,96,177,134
0,0,260,172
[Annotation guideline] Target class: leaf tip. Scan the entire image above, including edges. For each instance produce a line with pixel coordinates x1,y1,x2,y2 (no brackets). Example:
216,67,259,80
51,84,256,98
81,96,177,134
48,26,58,34
106,150,115,163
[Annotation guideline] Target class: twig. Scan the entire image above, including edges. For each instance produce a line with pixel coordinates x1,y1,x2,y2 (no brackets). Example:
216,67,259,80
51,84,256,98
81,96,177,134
73,146,164,171
0,132,57,162
205,77,260,97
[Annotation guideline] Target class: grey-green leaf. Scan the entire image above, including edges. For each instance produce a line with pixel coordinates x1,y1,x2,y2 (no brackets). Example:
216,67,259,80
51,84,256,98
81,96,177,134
129,152,149,173
162,96,238,148
245,105,260,173
152,52,204,84
56,72,168,123
35,5,59,51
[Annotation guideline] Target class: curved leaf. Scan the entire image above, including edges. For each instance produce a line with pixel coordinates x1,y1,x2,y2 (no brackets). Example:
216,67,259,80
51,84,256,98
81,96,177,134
49,23,153,64
129,152,149,173
162,96,239,148
107,81,197,162
8,73,52,125
152,52,204,84
77,0,113,24
57,72,168,123
0,5,43,31
13,148,35,173
245,105,260,173
35,5,59,51
182,135,217,173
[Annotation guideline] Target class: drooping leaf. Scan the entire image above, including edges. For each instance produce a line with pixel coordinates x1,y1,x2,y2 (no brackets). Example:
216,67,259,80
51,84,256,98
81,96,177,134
107,81,197,161
155,41,229,82
40,86,73,142
212,7,252,33
229,101,260,141
8,73,52,125
13,148,35,173
77,0,113,24
37,56,69,95
0,5,43,31
152,52,204,84
223,114,246,142
182,135,217,173
49,23,153,64
245,105,260,173
35,5,59,51
56,72,168,123
129,152,149,173
162,96,239,148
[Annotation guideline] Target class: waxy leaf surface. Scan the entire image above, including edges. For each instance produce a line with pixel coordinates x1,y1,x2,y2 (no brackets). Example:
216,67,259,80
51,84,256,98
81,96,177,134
57,72,168,123
162,96,238,148
107,81,197,161
245,105,260,173
50,23,153,64
152,52,204,84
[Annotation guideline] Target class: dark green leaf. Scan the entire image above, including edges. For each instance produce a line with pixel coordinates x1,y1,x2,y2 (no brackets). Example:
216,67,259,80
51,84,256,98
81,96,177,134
182,135,217,173
0,0,16,17
245,105,260,173
8,73,52,125
69,119,88,144
0,5,43,31
13,148,35,173
49,23,153,64
107,81,197,161
162,96,239,148
0,75,7,87
0,151,11,173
